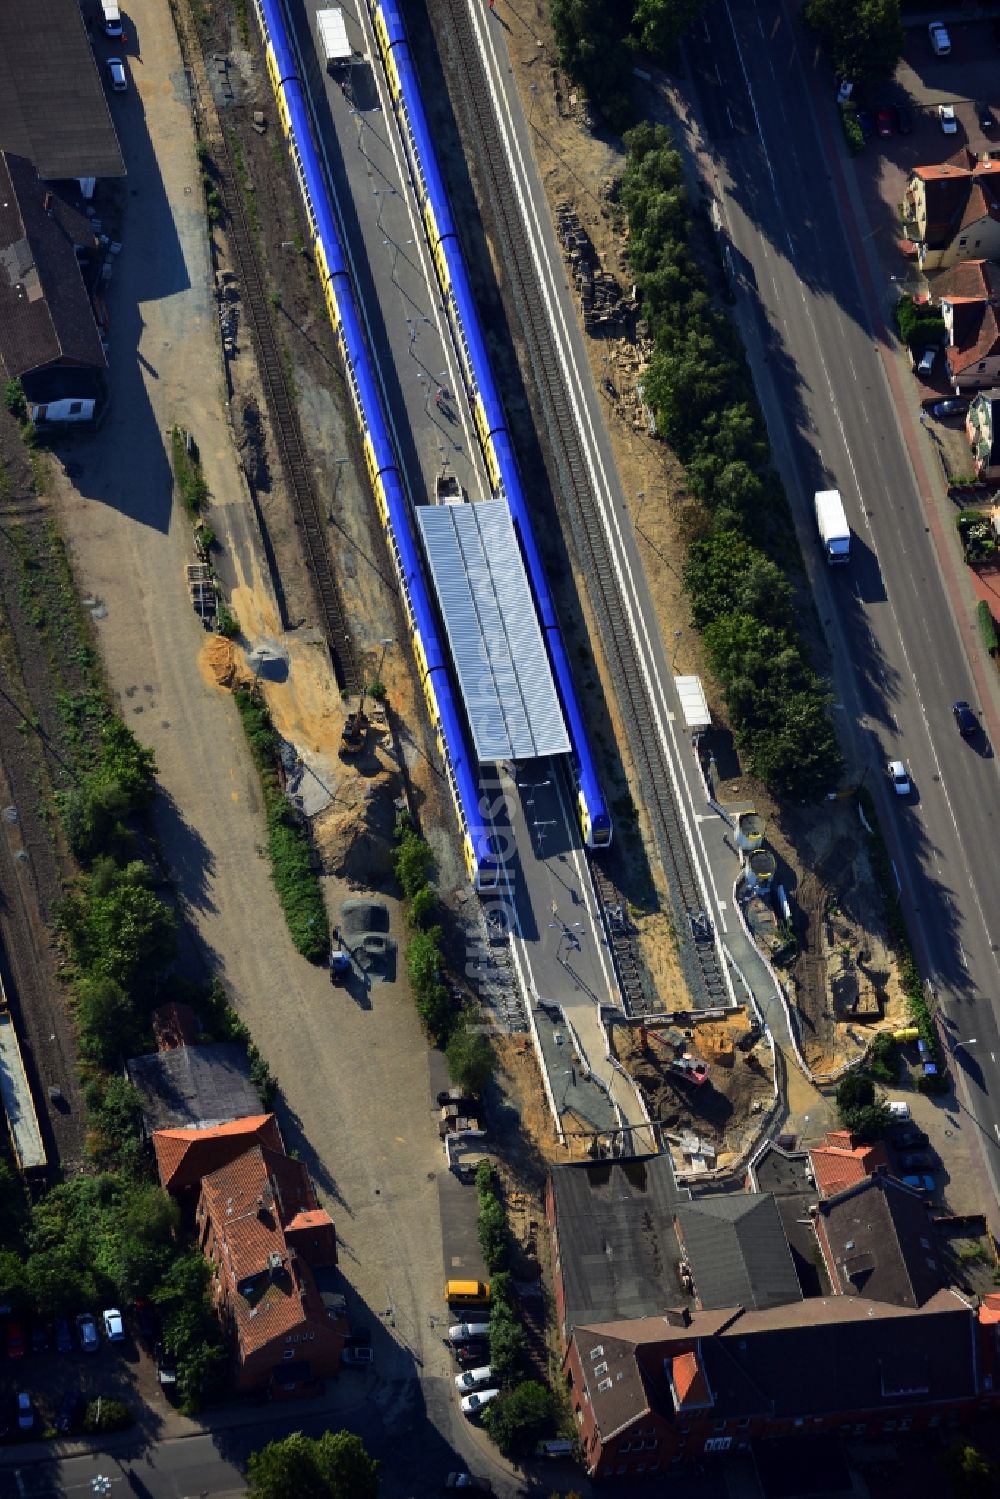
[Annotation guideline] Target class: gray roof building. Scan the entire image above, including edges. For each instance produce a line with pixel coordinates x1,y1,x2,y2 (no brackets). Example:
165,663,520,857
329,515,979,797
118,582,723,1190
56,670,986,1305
815,1174,944,1308
0,0,125,183
126,1043,263,1136
0,153,104,391
548,1155,690,1339
675,1192,804,1311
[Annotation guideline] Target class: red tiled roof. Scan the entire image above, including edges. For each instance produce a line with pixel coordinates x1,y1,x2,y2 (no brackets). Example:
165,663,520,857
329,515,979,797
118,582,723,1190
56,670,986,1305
979,1294,1000,1325
933,258,1000,303
947,301,1000,375
911,156,1000,248
198,1145,341,1359
153,1114,282,1193
810,1133,889,1200
672,1350,711,1408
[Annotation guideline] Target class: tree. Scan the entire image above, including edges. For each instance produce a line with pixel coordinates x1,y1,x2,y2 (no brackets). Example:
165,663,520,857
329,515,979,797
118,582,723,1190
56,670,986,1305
247,1430,380,1499
835,1072,891,1142
550,0,634,128
394,830,432,899
98,716,157,809
482,1380,557,1458
478,1193,508,1272
25,1245,91,1317
632,0,711,55
58,859,177,992
408,883,436,929
75,975,138,1067
804,0,903,83
406,926,442,995
0,1249,28,1312
176,1340,227,1414
946,1441,996,1499
489,1310,529,1387
446,1022,494,1096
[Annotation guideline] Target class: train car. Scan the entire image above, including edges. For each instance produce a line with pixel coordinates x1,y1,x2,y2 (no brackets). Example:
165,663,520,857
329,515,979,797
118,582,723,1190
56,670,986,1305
370,0,611,849
251,0,499,889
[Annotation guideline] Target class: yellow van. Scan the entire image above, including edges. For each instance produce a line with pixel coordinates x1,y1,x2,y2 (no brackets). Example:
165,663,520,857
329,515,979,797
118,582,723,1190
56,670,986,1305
445,1279,491,1306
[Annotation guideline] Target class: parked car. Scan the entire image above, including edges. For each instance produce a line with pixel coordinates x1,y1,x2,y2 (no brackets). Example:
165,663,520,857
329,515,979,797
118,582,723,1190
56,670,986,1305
55,1387,82,1435
455,1365,493,1392
901,1152,933,1170
978,102,994,131
460,1388,499,1416
856,109,875,138
54,1319,72,1354
915,347,937,375
448,1322,490,1343
6,1321,25,1359
931,398,968,418
896,103,912,135
902,1173,936,1192
31,1325,48,1355
76,1313,99,1354
454,1341,490,1369
341,1345,374,1366
953,700,978,736
102,1308,125,1344
445,1476,493,1492
892,1127,930,1149
928,21,951,56
107,57,128,92
155,1343,177,1387
939,104,958,135
16,1392,33,1432
875,107,895,138
887,759,911,796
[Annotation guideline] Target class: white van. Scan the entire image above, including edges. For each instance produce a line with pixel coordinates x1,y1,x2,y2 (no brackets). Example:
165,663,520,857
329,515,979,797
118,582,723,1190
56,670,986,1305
888,1101,911,1120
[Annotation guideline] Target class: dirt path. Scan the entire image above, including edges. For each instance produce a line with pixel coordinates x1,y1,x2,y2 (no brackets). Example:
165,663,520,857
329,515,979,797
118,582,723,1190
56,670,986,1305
48,0,456,1381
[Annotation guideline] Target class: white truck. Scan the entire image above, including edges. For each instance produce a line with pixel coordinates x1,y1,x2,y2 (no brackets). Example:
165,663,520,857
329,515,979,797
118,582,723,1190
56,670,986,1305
814,488,850,565
101,0,123,37
317,8,351,69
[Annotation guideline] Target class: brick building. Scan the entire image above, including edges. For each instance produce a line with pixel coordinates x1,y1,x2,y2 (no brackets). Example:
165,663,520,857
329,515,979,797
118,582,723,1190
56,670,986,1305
196,1143,346,1393
550,1157,1000,1481
153,1113,283,1202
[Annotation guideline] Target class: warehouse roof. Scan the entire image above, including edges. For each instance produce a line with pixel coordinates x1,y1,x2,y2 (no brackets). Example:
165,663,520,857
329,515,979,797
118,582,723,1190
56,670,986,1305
0,0,125,182
126,1043,263,1136
416,500,570,763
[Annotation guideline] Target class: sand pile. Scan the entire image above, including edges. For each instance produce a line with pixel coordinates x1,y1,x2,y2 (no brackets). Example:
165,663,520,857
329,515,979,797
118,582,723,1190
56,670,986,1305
199,635,248,691
312,765,402,887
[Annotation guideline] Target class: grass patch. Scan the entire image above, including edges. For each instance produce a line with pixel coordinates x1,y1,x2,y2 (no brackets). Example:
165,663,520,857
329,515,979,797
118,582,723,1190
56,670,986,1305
234,687,329,962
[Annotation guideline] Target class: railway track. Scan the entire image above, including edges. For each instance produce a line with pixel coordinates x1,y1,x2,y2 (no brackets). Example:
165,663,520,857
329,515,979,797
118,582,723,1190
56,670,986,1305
440,0,729,1012
176,1,358,694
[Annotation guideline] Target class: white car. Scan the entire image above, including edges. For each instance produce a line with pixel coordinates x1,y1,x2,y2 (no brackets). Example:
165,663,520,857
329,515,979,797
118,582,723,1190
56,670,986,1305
455,1365,492,1392
887,759,911,796
928,21,951,56
103,1308,125,1343
107,57,128,92
939,104,958,135
461,1388,499,1416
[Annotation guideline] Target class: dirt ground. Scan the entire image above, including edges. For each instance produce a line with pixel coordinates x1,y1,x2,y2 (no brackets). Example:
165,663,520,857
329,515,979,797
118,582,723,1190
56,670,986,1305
612,1017,774,1167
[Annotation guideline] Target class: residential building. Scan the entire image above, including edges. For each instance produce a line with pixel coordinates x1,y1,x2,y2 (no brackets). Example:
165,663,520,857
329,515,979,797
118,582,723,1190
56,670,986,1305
0,152,106,425
0,0,124,196
931,260,1000,389
551,1157,998,1480
904,151,1000,271
196,1143,346,1392
967,392,1000,478
807,1129,889,1199
153,1113,284,1200
126,1042,263,1137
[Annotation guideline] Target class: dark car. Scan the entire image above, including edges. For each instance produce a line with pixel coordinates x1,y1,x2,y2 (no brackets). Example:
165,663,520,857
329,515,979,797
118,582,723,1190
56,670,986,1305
6,1321,25,1359
445,1477,493,1492
893,1127,930,1149
876,107,895,138
54,1319,72,1354
953,700,979,736
30,1325,48,1355
856,109,875,138
896,103,912,134
978,101,995,131
931,398,968,419
454,1341,490,1369
55,1387,83,1435
901,1151,933,1170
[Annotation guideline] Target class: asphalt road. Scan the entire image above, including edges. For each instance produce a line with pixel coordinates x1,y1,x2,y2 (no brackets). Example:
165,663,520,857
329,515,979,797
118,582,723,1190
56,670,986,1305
686,0,1000,1206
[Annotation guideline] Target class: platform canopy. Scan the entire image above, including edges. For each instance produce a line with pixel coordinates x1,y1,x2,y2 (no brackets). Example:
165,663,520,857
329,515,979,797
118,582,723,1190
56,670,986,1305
416,499,570,764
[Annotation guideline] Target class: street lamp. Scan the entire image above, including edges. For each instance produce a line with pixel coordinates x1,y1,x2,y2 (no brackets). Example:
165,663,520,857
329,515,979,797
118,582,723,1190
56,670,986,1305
671,628,684,670
951,1036,978,1058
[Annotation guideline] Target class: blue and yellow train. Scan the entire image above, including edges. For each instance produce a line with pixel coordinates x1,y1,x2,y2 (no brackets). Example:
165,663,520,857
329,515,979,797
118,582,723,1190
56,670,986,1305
369,0,611,849
252,0,501,889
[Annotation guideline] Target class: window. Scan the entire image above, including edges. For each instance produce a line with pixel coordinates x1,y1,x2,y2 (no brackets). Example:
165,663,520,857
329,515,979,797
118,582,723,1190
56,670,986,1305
884,1421,897,1433
282,1349,295,1360
738,1417,751,1430
713,1420,726,1432
900,1418,912,1431
69,402,83,415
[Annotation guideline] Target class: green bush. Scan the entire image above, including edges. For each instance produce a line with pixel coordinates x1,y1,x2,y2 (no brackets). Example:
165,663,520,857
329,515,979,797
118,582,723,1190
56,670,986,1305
839,103,865,156
478,1192,508,1273
835,1071,890,1141
84,1397,132,1433
978,599,998,655
868,1030,899,1085
169,426,210,517
4,378,27,420
408,883,437,929
448,1022,494,1097
394,829,433,898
